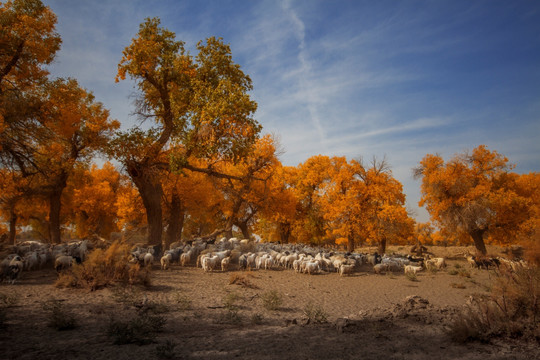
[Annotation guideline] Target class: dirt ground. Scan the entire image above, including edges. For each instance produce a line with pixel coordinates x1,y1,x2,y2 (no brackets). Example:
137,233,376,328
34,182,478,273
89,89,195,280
1,245,539,360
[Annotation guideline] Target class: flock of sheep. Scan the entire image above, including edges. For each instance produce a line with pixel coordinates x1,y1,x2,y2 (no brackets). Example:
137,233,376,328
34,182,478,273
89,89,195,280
130,237,451,277
0,236,528,285
0,240,89,284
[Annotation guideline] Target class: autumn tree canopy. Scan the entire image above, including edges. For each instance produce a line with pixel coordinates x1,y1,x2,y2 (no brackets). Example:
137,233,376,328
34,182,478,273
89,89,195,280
110,18,261,249
414,145,532,255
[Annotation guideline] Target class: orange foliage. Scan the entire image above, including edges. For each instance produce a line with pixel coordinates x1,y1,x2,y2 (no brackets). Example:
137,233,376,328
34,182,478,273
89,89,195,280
69,162,122,239
415,145,535,254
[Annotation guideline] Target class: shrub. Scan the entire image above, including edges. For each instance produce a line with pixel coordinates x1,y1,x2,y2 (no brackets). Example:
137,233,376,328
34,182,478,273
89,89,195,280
172,291,192,311
42,299,77,331
156,339,177,359
0,293,18,329
106,312,166,345
303,302,328,324
458,268,471,278
223,291,241,310
216,307,242,325
449,266,540,342
250,313,264,325
55,242,151,290
406,272,418,282
229,273,258,289
261,290,283,311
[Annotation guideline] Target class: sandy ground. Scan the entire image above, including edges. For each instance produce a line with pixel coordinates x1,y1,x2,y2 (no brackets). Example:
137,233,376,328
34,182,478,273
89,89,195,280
0,245,539,360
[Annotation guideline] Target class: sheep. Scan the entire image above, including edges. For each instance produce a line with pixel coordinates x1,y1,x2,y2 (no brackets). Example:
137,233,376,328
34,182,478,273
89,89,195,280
221,257,231,272
386,261,403,273
246,253,257,270
180,252,191,267
425,257,446,270
238,254,248,270
143,252,154,267
55,255,75,273
339,264,355,276
202,255,219,272
373,263,388,274
367,253,381,266
264,256,274,270
466,255,477,268
24,251,39,271
305,260,320,275
160,253,172,270
6,258,24,284
404,264,423,275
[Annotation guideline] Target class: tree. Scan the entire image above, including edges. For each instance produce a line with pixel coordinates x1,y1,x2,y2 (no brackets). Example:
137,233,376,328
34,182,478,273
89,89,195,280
214,134,280,239
320,156,413,253
414,145,531,255
68,162,122,239
286,155,332,245
112,18,260,249
0,0,61,151
35,78,118,242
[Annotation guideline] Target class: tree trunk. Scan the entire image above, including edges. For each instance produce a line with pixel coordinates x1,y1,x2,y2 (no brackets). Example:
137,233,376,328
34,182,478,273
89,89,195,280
9,205,17,245
378,237,387,254
129,166,163,253
49,189,63,243
166,192,184,250
237,221,250,240
470,229,487,255
347,233,355,253
224,199,242,240
279,222,291,244
48,172,68,244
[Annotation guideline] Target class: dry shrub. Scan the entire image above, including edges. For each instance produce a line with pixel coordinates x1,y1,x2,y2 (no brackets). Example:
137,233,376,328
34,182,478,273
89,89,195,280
106,312,166,345
42,299,77,331
229,273,258,289
261,290,283,311
303,302,328,324
55,242,151,290
449,266,540,342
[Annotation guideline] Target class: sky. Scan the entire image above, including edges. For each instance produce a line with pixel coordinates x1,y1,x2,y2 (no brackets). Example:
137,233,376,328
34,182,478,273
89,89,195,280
42,0,540,222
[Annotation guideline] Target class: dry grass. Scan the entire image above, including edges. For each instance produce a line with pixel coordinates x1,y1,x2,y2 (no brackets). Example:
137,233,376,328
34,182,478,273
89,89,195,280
449,266,540,343
229,272,258,289
55,242,151,290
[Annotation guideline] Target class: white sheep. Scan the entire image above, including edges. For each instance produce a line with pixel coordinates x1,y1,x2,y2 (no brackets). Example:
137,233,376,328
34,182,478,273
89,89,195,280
425,257,446,270
180,252,191,267
160,253,172,270
221,257,231,272
305,260,320,275
143,252,154,267
339,264,355,276
202,255,219,272
404,264,423,275
373,263,388,274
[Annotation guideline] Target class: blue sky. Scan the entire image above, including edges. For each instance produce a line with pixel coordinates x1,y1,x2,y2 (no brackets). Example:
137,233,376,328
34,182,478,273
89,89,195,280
43,0,540,222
